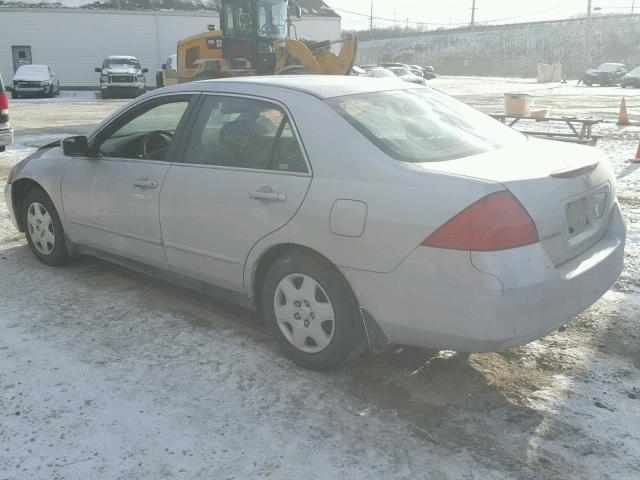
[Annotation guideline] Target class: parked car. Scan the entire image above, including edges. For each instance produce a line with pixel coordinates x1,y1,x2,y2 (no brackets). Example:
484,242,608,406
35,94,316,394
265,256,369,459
11,64,60,99
407,65,425,78
379,62,413,70
96,56,148,99
364,67,398,79
0,74,13,152
387,66,426,85
4,77,625,370
582,63,627,86
620,66,640,88
351,66,367,76
421,65,437,80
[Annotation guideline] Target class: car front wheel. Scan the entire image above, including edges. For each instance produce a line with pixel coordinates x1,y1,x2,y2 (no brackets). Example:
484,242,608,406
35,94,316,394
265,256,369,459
23,188,71,266
262,251,365,370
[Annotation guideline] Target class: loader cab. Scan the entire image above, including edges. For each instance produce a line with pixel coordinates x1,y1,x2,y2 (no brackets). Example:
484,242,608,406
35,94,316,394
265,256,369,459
221,0,289,74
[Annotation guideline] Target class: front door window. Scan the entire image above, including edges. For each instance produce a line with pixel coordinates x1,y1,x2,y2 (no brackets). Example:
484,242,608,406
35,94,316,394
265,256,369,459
96,99,190,161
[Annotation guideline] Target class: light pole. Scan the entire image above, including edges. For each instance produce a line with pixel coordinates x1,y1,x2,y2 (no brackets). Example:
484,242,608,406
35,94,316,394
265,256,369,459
370,0,373,30
586,0,592,67
471,0,477,25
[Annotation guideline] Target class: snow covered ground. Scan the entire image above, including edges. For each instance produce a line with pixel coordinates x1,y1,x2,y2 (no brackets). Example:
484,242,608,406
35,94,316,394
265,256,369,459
0,80,639,479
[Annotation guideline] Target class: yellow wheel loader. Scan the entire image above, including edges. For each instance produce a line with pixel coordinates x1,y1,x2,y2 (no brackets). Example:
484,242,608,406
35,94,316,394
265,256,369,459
164,0,357,84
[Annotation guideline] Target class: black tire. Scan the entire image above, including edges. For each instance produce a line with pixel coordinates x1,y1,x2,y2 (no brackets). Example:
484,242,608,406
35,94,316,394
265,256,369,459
261,251,365,370
11,91,20,99
47,85,54,98
22,188,71,267
100,91,109,99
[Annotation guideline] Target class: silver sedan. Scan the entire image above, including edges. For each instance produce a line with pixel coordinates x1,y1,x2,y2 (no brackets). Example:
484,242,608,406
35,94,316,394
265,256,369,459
5,77,626,370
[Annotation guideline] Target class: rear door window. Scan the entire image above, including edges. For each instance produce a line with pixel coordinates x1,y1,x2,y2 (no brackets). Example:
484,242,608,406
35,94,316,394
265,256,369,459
182,95,308,173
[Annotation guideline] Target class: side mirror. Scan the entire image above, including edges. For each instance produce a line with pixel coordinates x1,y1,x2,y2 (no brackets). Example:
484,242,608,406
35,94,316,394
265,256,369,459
62,136,89,157
142,68,149,73
95,67,102,73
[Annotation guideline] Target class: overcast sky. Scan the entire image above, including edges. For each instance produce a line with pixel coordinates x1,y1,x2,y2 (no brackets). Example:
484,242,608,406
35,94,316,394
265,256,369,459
326,0,638,31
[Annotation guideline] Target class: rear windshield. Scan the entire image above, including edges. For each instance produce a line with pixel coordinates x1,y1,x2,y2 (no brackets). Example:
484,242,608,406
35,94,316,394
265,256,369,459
0,74,4,91
598,63,621,72
327,88,524,163
389,67,411,77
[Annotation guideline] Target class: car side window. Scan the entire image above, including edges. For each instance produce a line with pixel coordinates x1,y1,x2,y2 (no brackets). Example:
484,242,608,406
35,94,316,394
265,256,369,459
96,99,190,161
182,95,307,173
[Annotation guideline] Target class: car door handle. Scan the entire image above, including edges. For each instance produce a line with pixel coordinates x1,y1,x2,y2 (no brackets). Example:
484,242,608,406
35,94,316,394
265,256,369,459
250,190,287,203
132,178,158,189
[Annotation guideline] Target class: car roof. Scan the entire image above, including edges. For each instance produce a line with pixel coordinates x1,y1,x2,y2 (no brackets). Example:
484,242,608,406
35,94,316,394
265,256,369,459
185,75,414,99
106,55,139,60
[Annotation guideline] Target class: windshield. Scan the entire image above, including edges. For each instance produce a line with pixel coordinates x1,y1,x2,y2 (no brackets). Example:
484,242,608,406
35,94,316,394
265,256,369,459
370,68,396,78
223,0,287,38
224,1,254,35
15,65,48,76
327,89,525,163
103,58,141,69
390,67,412,77
598,63,620,72
257,0,288,38
628,67,640,75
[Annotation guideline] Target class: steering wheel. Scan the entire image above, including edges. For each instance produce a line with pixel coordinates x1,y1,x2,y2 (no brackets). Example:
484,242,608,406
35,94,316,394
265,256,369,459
142,130,174,160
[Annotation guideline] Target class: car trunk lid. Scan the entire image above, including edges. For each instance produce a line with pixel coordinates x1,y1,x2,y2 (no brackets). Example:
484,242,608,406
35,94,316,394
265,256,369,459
415,138,615,266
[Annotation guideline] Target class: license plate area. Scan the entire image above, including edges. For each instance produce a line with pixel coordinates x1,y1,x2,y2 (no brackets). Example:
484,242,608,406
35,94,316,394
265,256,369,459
565,197,591,237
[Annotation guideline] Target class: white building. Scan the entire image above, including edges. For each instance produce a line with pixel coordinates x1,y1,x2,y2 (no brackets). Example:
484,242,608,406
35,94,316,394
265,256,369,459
0,5,341,87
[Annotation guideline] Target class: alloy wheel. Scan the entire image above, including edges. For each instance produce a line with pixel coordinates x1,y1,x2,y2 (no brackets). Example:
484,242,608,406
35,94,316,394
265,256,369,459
27,202,55,255
273,273,336,353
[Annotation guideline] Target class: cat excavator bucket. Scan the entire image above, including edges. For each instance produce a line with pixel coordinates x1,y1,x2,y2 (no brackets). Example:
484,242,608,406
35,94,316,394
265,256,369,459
274,34,359,76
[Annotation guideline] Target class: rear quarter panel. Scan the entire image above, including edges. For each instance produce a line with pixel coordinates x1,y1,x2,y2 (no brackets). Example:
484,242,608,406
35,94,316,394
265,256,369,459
243,90,502,292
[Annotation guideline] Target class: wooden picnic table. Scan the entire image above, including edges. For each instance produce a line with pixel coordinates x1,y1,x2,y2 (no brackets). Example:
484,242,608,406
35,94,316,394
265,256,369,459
490,114,603,145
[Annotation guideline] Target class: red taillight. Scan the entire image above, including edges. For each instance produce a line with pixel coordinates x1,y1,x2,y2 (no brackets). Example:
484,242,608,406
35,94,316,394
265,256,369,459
0,92,8,112
422,190,539,251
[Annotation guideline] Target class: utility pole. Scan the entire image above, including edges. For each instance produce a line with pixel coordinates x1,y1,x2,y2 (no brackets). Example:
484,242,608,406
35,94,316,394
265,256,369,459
470,0,477,26
586,0,592,67
370,0,373,30
633,0,636,14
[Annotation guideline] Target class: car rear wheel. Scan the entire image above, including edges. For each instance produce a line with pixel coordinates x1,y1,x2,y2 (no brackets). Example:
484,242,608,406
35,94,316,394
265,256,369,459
23,188,71,267
261,251,364,370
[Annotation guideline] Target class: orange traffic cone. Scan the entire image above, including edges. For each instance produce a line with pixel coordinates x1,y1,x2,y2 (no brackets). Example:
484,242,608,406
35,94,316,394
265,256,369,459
618,97,630,126
632,143,640,163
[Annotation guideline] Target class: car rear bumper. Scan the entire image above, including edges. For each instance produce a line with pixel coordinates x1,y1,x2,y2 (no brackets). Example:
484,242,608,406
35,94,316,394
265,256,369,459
0,125,13,147
341,203,626,352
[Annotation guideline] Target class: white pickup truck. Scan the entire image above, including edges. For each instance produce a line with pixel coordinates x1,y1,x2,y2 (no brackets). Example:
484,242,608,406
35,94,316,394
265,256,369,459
95,56,148,99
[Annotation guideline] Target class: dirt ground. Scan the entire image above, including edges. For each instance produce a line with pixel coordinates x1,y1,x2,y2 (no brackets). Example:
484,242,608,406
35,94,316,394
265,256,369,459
1,78,639,479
